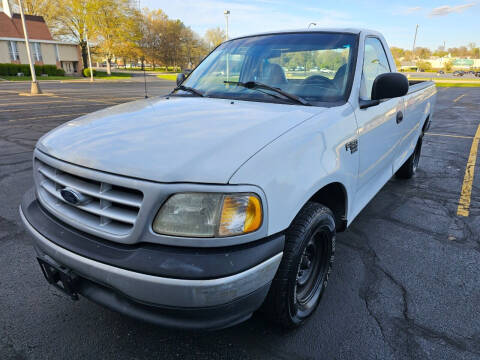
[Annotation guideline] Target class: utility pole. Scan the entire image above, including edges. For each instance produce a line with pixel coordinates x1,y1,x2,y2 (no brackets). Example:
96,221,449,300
412,24,419,60
224,10,230,40
224,10,230,81
85,27,94,82
18,0,41,94
83,5,94,82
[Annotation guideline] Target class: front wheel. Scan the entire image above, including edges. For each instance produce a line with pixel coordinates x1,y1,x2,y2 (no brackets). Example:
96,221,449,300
396,136,423,179
262,202,335,328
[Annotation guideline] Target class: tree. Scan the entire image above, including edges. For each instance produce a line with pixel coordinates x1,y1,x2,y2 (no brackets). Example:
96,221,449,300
205,27,225,50
162,19,186,68
402,50,413,61
181,27,209,69
394,57,402,68
448,46,469,57
112,8,143,68
139,9,207,70
390,46,404,60
444,61,453,72
415,47,432,59
21,0,62,32
433,47,448,58
139,9,169,68
90,0,137,74
16,0,96,69
52,0,97,70
416,60,432,71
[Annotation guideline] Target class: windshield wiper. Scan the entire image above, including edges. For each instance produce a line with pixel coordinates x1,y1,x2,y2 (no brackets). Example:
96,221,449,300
172,85,205,97
224,81,311,106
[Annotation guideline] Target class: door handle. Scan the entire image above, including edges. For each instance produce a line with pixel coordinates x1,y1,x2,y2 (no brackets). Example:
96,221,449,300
396,111,404,124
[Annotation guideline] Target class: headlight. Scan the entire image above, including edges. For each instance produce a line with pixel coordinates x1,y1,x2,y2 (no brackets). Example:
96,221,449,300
152,193,263,237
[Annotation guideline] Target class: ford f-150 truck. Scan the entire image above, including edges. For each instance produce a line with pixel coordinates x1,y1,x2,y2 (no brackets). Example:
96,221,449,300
20,28,436,329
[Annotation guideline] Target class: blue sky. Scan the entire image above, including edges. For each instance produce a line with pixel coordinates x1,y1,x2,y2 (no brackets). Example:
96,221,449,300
142,0,479,50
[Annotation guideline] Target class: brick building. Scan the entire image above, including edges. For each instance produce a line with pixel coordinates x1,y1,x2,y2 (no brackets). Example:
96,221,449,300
0,0,82,75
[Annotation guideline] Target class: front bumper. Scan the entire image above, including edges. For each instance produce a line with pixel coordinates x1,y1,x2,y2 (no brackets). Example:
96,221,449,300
20,192,283,329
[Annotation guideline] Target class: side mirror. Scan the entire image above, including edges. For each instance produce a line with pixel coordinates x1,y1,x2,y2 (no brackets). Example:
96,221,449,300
176,72,185,87
371,72,409,100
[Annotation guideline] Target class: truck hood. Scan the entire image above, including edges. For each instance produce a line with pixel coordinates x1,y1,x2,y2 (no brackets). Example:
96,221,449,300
37,96,323,183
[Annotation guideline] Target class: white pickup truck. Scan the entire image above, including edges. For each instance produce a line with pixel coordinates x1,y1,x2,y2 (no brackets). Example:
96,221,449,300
21,28,436,329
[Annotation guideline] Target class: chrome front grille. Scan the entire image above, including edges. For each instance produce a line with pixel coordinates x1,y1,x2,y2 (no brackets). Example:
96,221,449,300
35,157,143,236
31,149,269,247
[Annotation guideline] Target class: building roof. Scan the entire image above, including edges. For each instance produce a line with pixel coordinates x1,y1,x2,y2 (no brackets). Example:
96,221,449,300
0,12,53,40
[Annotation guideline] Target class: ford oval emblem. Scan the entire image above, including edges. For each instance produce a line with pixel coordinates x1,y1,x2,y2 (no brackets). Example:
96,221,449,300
60,187,89,205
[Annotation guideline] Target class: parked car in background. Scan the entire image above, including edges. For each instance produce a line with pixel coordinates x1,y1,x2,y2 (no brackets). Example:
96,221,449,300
437,70,444,75
453,70,465,76
475,71,480,77
21,28,436,330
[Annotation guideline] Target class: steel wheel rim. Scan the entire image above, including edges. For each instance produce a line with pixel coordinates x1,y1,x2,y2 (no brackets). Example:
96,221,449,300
295,228,329,309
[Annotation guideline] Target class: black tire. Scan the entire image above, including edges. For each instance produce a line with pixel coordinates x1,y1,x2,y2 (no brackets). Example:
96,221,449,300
395,136,423,179
262,202,335,329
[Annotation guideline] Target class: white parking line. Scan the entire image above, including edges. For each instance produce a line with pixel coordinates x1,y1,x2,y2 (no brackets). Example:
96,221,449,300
8,112,88,122
425,133,473,139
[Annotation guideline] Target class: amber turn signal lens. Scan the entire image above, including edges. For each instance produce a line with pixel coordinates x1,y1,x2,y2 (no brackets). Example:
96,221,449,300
243,196,262,233
218,194,262,236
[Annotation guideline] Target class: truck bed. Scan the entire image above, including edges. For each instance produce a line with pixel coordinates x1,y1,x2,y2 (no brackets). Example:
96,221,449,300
407,80,435,94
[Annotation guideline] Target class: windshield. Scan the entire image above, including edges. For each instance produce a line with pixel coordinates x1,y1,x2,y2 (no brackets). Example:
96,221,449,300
179,32,358,105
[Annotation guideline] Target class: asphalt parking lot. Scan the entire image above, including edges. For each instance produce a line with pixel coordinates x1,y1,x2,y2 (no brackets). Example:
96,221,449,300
1,78,479,360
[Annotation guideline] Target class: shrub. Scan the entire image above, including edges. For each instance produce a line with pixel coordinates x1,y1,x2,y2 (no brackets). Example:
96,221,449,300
0,63,29,76
39,65,60,76
416,60,432,72
0,63,65,76
83,68,96,77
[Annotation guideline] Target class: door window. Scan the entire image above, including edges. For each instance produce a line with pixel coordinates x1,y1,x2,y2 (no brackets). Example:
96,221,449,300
360,37,391,100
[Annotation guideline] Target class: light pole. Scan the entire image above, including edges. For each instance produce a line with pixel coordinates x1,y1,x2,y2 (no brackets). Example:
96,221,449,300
85,27,94,82
18,0,41,94
412,24,419,60
224,10,230,81
308,22,317,29
224,10,230,40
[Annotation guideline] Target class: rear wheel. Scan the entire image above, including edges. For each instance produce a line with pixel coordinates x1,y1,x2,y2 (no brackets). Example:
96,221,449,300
396,136,423,179
262,202,335,328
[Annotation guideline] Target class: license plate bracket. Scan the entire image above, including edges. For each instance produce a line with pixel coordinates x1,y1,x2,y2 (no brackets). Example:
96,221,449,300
37,257,79,300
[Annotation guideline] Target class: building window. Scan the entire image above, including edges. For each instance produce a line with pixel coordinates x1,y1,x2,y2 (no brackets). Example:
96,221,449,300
55,44,60,62
31,42,43,62
8,41,19,61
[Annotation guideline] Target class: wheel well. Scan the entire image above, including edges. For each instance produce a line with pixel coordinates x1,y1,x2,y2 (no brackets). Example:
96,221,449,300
308,182,347,232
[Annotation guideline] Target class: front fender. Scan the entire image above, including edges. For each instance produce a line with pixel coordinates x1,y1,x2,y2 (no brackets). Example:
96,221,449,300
229,104,359,235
